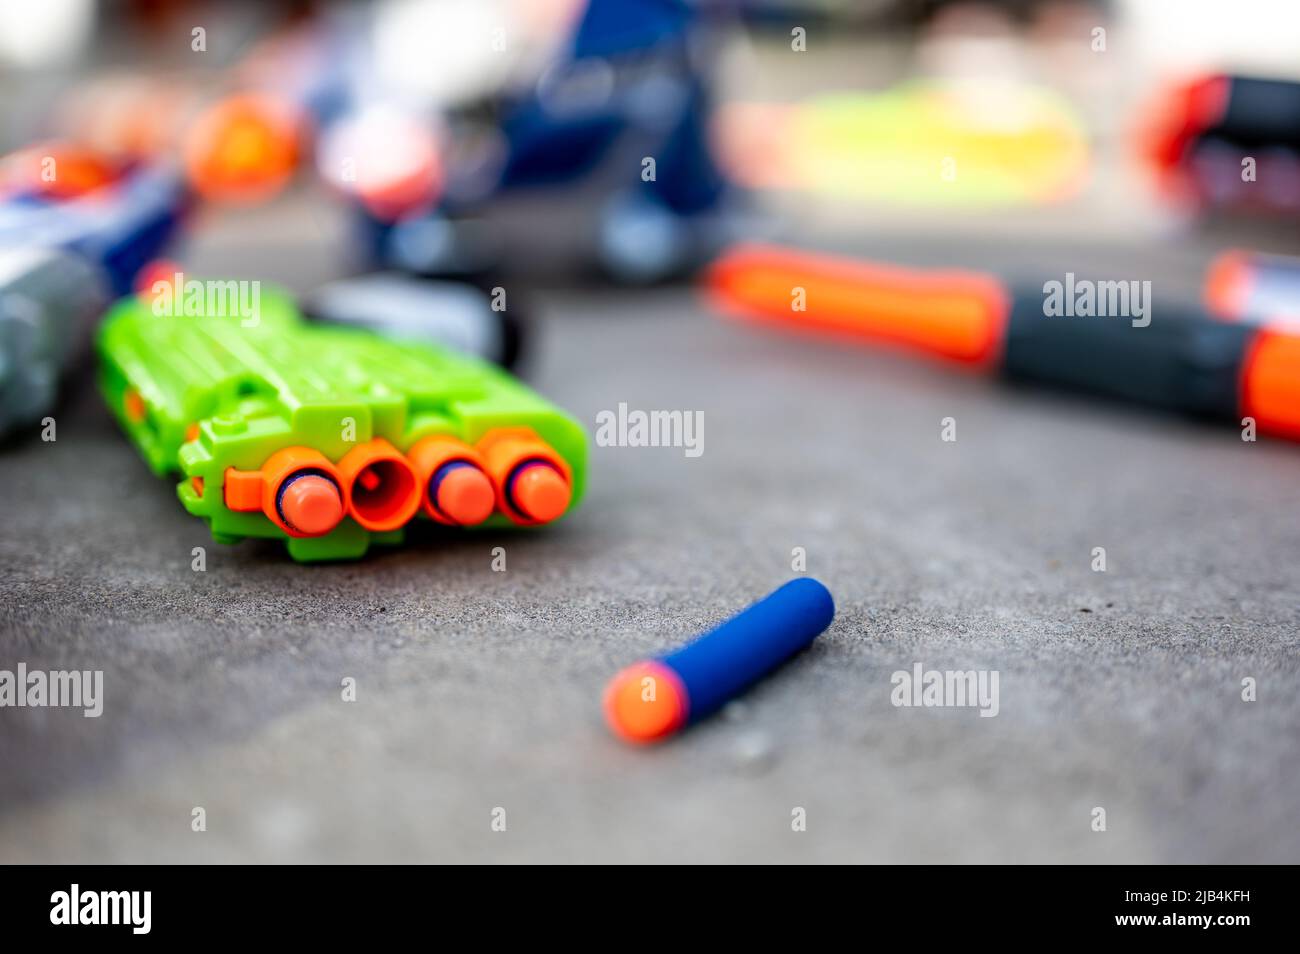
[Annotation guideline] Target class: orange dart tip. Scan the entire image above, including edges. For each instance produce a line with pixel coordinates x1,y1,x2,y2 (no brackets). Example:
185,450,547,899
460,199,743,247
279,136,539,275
602,661,688,744
510,463,571,523
433,464,496,526
406,436,497,526
476,429,574,526
279,474,345,536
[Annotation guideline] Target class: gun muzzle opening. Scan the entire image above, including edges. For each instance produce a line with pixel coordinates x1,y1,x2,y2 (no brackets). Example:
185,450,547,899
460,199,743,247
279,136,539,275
476,429,573,526
338,438,420,532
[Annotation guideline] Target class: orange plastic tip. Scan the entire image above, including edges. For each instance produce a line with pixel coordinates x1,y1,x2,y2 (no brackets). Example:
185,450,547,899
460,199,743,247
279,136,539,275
1204,250,1251,320
476,429,574,526
435,466,496,526
603,661,688,744
183,93,301,204
279,474,345,535
707,243,1010,366
222,446,345,538
1242,330,1300,441
511,464,571,523
337,438,420,532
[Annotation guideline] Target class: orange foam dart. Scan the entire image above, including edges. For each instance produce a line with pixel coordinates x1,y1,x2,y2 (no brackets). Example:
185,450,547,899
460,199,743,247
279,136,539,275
406,436,497,526
477,429,573,526
1241,330,1300,442
602,661,689,744
336,438,421,532
223,446,345,538
706,244,1010,367
182,93,302,204
278,474,345,535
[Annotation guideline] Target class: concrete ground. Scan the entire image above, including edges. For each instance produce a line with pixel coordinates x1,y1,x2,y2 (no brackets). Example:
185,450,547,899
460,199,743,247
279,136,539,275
1,183,1299,862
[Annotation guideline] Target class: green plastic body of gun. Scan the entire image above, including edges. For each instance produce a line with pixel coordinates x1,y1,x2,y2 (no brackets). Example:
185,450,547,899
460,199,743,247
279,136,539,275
97,287,586,562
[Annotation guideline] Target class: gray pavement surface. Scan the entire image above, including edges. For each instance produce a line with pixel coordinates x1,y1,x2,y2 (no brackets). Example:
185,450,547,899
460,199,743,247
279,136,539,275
1,192,1299,864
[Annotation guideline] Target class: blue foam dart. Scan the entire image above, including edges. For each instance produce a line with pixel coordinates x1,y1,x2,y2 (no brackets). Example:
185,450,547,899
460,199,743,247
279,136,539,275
603,578,835,744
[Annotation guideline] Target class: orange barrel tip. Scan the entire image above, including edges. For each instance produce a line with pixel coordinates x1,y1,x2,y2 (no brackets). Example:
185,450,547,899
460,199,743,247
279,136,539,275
476,429,574,526
406,435,496,526
508,462,571,523
337,438,421,532
706,243,1010,366
1241,329,1300,441
223,447,346,538
602,661,688,744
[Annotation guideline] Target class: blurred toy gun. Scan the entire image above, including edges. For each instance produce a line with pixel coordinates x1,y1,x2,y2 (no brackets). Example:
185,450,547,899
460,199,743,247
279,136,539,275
1141,73,1300,219
98,286,585,561
0,148,190,439
709,244,1300,443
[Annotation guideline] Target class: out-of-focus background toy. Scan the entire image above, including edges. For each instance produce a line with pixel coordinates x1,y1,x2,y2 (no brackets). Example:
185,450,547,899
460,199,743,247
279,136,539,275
0,146,190,439
352,0,741,284
709,243,1300,442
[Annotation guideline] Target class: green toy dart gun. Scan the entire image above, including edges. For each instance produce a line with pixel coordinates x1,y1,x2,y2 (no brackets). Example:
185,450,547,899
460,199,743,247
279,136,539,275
97,285,586,561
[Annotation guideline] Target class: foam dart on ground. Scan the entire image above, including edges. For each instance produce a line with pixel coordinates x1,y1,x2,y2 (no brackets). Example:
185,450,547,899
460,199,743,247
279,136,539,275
604,578,835,745
300,272,525,369
708,243,1300,442
1205,250,1300,328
